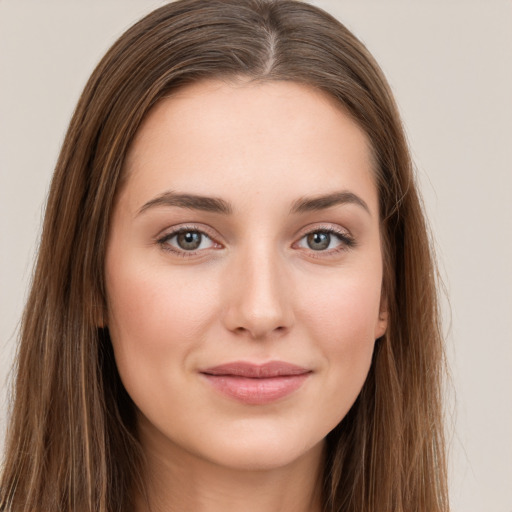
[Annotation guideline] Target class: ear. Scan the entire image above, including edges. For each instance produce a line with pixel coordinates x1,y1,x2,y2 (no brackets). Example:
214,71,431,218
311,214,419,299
374,293,388,340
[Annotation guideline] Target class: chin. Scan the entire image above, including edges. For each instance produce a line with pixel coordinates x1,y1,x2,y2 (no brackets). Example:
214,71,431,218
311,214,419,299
190,423,326,472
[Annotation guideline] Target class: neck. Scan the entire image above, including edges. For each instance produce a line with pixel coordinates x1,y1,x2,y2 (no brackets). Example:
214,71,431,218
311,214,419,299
134,418,325,512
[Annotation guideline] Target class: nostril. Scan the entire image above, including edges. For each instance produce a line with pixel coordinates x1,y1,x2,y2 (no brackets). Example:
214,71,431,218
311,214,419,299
222,282,294,338
232,324,288,339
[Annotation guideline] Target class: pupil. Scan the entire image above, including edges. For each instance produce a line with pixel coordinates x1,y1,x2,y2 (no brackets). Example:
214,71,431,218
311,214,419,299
307,232,330,250
177,231,201,250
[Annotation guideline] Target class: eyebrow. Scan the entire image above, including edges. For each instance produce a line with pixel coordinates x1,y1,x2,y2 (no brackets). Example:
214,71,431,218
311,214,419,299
137,191,233,216
137,189,370,217
290,191,371,215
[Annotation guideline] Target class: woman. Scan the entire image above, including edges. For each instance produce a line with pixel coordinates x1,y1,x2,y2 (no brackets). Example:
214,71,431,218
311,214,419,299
0,0,448,511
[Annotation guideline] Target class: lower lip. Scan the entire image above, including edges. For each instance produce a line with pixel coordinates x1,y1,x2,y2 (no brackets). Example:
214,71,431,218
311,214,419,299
201,374,310,405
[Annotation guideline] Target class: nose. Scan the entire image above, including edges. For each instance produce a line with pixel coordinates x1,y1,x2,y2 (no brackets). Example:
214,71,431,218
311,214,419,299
222,244,294,340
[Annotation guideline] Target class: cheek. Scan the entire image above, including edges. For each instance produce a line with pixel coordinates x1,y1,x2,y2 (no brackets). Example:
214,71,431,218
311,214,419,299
296,265,382,403
299,266,383,344
105,258,220,384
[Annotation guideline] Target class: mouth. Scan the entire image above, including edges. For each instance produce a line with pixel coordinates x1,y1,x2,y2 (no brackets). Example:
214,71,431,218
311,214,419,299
199,361,312,405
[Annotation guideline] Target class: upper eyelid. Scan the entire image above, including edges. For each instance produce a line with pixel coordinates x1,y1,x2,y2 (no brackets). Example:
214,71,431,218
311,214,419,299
294,223,356,250
294,222,353,239
155,222,354,247
156,224,219,242
295,228,354,246
156,226,220,256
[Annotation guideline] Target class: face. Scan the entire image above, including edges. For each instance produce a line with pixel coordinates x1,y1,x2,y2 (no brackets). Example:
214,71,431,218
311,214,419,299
105,80,387,471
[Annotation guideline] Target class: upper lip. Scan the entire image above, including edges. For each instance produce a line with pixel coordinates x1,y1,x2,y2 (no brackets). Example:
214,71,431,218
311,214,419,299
200,361,311,378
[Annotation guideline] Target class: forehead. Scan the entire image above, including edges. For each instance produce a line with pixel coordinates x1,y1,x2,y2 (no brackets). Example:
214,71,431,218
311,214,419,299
122,79,378,216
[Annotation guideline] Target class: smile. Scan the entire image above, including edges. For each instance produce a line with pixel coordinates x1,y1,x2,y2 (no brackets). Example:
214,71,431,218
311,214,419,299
200,361,312,405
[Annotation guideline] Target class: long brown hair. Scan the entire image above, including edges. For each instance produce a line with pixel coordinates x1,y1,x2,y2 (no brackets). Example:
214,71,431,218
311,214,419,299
0,1,448,510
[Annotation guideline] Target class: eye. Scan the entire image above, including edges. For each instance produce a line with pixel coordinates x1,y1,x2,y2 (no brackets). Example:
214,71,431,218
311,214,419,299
296,228,355,252
158,228,217,254
304,231,332,251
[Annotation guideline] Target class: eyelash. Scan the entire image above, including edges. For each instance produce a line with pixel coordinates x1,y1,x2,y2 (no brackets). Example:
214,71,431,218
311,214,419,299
156,225,219,258
156,225,356,257
295,226,356,257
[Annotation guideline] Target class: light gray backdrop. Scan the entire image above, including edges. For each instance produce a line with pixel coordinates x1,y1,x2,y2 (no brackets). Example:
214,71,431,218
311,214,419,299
1,1,511,511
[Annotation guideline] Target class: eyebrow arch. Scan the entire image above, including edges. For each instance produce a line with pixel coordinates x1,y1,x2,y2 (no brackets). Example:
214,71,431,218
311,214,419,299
137,191,233,216
290,190,371,216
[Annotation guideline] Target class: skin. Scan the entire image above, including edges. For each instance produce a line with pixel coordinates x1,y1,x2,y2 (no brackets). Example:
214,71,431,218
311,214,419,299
105,79,388,512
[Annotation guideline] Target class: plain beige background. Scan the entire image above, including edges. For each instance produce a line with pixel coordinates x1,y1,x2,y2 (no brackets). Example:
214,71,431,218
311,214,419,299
1,1,511,510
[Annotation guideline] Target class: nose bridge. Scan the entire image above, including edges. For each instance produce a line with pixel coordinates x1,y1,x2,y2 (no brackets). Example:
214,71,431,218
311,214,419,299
224,238,293,338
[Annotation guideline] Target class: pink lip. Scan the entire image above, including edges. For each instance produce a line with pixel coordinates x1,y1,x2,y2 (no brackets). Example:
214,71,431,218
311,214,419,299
200,361,311,405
